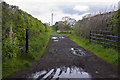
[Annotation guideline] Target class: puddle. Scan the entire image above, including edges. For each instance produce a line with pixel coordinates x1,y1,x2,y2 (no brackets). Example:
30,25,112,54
53,40,59,42
52,37,58,40
31,70,47,78
28,66,91,79
51,36,65,42
70,48,85,56
59,37,65,39
52,37,59,42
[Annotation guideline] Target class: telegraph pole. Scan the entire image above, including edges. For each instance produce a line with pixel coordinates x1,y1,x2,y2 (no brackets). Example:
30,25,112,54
51,13,53,26
118,1,120,9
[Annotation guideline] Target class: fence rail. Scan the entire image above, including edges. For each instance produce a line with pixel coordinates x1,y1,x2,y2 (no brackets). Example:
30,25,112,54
89,30,120,48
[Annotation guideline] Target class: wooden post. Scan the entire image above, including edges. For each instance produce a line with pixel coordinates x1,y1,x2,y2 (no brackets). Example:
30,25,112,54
9,25,12,41
103,31,105,47
118,25,120,53
117,7,120,76
26,28,28,53
89,30,91,44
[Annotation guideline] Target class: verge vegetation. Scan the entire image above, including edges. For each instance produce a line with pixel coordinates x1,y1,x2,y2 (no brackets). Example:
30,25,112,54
2,2,51,78
67,34,119,67
62,9,120,69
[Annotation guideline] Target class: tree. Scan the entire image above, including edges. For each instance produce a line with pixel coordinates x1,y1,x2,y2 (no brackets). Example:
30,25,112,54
58,22,65,32
64,24,71,32
108,9,120,31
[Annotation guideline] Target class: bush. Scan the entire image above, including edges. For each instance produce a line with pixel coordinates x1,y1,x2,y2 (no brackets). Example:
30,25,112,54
2,2,51,78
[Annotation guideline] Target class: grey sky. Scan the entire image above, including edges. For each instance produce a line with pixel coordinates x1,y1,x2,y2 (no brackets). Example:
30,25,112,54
4,0,119,25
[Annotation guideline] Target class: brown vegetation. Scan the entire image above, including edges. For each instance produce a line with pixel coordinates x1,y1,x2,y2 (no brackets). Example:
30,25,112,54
73,12,114,39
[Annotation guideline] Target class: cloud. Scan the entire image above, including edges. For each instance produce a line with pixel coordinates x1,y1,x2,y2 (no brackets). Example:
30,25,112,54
73,5,89,12
4,0,120,25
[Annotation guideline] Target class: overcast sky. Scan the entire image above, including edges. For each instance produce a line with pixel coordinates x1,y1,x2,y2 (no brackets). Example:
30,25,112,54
3,0,119,25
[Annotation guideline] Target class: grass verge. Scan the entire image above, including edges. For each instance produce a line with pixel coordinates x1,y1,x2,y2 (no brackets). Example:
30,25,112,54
66,34,119,68
57,32,71,36
2,32,51,78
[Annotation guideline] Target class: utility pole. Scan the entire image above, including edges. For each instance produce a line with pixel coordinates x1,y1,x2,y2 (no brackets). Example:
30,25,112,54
51,13,53,26
118,1,120,9
49,22,50,26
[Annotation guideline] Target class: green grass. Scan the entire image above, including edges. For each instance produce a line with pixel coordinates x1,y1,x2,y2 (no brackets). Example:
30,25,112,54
66,34,119,67
57,32,72,36
2,32,51,78
52,31,56,35
57,32,72,34
3,58,30,78
0,42,2,79
0,27,2,79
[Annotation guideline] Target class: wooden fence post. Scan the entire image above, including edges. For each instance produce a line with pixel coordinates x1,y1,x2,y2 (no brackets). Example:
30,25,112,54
89,30,91,44
9,24,12,41
26,28,28,53
118,29,120,53
103,31,105,47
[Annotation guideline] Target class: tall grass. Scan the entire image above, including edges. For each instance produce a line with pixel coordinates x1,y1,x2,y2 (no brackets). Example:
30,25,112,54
2,2,52,78
67,34,119,67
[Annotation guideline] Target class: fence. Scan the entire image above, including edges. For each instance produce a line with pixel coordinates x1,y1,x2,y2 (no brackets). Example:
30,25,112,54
89,30,120,48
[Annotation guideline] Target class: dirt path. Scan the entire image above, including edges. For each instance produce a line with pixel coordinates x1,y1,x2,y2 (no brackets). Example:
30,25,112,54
7,34,118,79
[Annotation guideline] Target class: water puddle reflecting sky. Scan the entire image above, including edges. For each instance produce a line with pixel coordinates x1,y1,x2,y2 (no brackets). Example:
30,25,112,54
52,37,58,40
71,48,86,56
51,36,65,42
28,66,91,80
59,37,65,39
53,40,59,42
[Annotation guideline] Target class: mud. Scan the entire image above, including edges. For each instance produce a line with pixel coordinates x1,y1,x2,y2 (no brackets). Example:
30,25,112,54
29,66,91,79
70,47,86,56
6,34,118,79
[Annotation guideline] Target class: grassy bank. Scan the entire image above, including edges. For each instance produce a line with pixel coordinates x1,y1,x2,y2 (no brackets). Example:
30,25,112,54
2,32,51,78
2,2,52,78
66,34,119,67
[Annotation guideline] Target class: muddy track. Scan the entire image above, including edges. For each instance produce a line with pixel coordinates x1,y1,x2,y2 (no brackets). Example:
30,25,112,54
6,34,118,80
